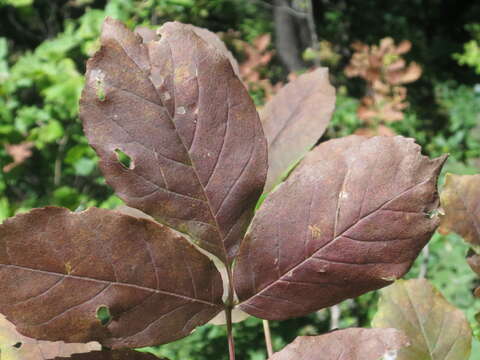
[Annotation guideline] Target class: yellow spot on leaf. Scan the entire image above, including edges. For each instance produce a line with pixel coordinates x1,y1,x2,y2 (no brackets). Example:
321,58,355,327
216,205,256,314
65,262,73,275
309,225,322,238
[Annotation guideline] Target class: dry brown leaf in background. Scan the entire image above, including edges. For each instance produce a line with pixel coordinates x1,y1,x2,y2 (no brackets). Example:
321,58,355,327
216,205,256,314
3,142,34,173
373,279,472,360
268,328,409,360
354,124,397,137
238,33,273,83
439,173,480,246
345,37,421,128
0,314,100,360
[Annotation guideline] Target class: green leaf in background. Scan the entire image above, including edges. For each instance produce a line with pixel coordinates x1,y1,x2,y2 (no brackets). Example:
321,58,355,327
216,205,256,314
0,0,33,7
0,198,10,222
29,119,63,148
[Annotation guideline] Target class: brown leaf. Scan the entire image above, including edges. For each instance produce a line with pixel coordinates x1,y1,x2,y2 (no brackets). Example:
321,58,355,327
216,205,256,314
260,68,335,192
395,40,412,55
439,173,480,246
55,349,165,359
187,25,240,78
0,207,223,348
3,142,34,173
80,18,267,263
135,25,239,77
387,62,422,85
268,328,409,360
373,279,472,360
0,314,100,360
234,136,446,320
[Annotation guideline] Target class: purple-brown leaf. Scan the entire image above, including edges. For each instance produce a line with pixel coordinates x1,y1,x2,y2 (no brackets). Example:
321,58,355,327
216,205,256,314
234,136,446,319
134,24,239,76
268,328,409,360
0,207,223,349
260,68,335,192
80,18,267,263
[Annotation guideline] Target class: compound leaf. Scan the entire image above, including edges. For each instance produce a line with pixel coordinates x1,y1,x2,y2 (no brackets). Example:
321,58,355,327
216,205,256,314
80,18,267,263
268,328,409,360
373,279,471,360
0,207,223,349
261,69,335,193
234,136,446,319
439,173,480,246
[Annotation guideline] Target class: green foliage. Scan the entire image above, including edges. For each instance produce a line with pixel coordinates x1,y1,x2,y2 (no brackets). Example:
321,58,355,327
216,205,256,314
0,0,33,7
326,87,362,138
429,83,480,160
455,24,480,74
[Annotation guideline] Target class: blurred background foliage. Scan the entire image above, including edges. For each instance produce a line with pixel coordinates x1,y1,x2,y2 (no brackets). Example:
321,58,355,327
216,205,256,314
0,0,480,359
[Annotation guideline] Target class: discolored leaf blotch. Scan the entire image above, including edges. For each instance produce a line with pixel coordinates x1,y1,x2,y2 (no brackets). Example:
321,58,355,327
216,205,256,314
80,18,267,263
373,279,471,360
0,314,100,360
234,136,447,319
268,328,409,360
260,69,335,192
0,207,223,349
439,173,480,246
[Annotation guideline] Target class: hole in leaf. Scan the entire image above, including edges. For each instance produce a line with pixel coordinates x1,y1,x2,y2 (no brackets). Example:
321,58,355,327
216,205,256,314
96,305,111,326
95,78,106,101
115,149,134,169
13,342,22,348
426,208,443,219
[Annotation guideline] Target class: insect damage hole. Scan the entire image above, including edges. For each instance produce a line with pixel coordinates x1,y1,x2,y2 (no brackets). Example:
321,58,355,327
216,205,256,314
96,305,112,326
92,70,107,102
115,149,134,170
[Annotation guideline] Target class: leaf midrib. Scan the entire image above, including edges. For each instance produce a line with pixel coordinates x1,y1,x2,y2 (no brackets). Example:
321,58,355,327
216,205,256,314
2,264,218,307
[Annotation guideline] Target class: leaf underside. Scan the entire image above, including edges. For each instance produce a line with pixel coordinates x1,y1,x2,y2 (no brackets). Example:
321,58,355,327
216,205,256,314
260,68,335,193
234,136,447,320
80,18,267,263
373,279,472,360
268,327,409,360
0,207,223,349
